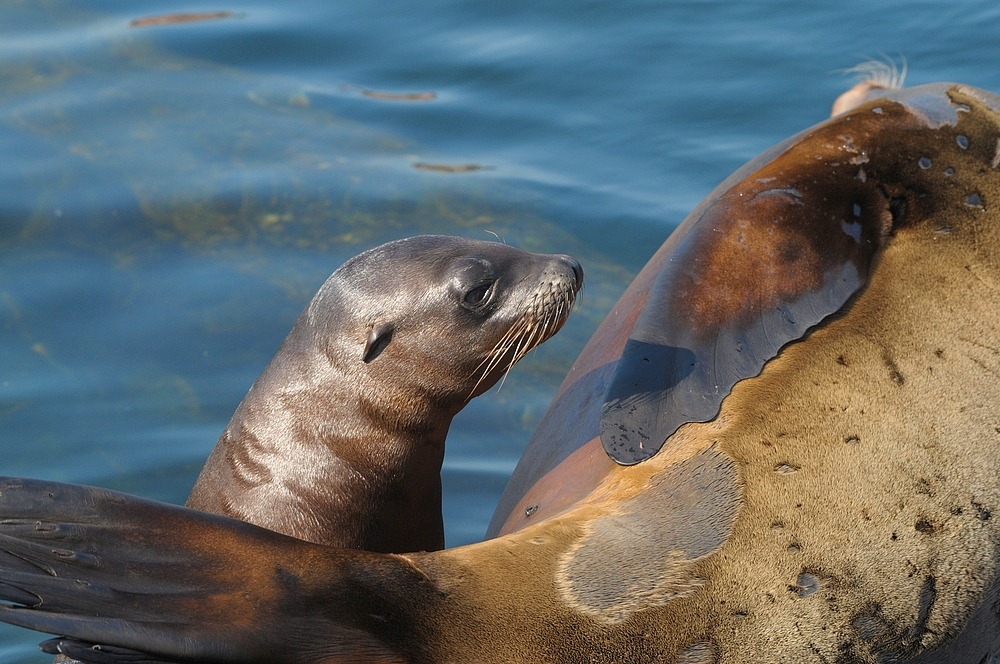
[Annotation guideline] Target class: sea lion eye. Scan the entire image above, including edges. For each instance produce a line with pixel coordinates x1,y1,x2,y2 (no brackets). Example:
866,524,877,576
463,283,493,308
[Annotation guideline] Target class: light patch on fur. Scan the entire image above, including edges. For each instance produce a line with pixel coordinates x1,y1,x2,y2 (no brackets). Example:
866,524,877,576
677,641,717,664
556,446,740,623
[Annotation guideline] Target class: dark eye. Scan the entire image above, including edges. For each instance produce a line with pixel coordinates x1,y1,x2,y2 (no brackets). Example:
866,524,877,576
463,283,492,307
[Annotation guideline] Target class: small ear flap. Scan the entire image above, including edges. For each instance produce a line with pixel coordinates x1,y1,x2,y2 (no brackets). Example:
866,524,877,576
362,322,394,363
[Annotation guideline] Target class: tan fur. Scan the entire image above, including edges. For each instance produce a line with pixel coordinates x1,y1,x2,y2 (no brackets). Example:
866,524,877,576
396,87,1000,663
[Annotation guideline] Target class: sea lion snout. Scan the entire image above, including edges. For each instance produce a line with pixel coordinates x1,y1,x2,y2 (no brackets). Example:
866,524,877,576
554,254,584,286
458,245,582,400
529,252,584,308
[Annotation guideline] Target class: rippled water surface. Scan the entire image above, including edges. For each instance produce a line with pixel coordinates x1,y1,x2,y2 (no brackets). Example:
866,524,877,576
3,0,1000,658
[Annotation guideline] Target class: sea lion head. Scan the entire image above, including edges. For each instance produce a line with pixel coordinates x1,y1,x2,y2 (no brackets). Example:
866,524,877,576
307,235,583,419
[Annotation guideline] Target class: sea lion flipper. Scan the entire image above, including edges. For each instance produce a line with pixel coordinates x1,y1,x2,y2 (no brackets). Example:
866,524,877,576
0,478,277,661
0,477,423,663
599,103,907,465
39,638,178,664
0,599,234,663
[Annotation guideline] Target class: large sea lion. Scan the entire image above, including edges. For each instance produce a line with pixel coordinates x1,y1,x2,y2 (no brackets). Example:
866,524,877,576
186,235,583,553
1,82,999,663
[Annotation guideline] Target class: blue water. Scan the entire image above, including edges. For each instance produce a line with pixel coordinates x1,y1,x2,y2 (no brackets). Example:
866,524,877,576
2,0,1000,659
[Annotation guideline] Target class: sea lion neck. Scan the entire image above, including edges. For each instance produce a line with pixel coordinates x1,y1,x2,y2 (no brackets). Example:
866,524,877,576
187,316,451,552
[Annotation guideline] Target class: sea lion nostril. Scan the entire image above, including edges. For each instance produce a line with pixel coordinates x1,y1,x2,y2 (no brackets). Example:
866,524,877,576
557,255,584,287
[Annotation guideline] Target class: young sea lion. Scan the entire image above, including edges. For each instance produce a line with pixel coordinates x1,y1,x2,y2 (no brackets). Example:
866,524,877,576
185,235,582,553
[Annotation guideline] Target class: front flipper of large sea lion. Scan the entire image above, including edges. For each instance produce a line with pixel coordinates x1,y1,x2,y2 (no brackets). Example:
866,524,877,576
490,81,1000,535
3,82,1000,663
0,477,441,664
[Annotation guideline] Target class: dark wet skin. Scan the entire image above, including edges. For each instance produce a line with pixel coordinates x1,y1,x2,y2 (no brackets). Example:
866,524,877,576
489,82,1000,535
599,105,895,464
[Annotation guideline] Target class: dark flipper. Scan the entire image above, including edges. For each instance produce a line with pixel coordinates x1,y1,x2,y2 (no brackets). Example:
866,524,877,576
599,165,888,464
598,85,982,465
487,83,998,535
40,639,179,664
0,477,430,663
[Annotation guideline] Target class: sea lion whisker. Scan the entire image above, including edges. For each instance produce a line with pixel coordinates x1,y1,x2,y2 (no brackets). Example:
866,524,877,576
494,325,536,392
470,351,509,395
836,53,906,89
548,300,566,336
492,318,530,355
489,323,532,369
510,318,547,369
468,320,532,395
471,319,528,377
536,299,566,345
479,287,572,394
480,311,554,394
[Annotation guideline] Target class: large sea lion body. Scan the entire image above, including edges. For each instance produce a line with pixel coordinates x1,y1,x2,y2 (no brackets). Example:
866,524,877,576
186,235,582,553
1,83,1000,663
